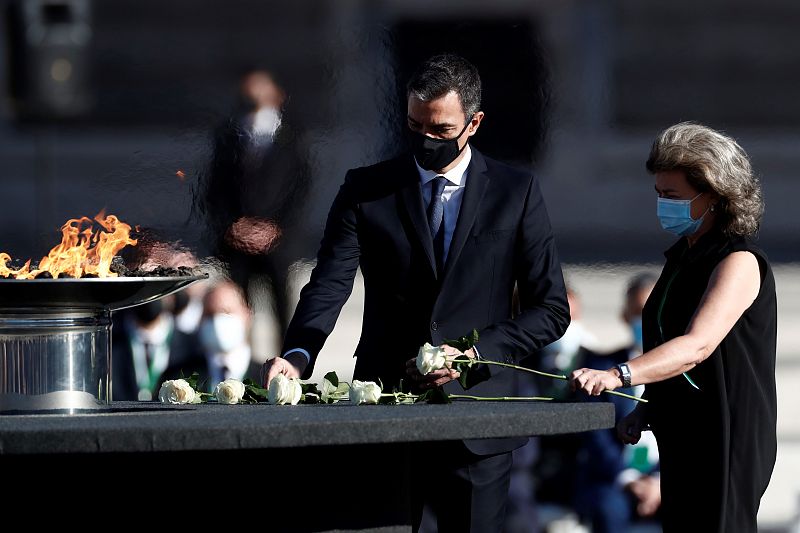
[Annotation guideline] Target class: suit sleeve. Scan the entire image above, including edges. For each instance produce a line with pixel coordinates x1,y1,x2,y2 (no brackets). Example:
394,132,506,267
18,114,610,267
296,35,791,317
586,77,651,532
474,173,570,368
282,172,361,379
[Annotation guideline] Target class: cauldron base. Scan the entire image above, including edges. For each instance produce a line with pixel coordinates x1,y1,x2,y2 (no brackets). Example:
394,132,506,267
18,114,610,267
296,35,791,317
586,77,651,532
0,390,103,413
0,309,111,413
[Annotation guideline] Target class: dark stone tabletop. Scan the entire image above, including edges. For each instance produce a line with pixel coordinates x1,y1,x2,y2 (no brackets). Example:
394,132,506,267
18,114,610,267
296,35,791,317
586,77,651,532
0,400,614,455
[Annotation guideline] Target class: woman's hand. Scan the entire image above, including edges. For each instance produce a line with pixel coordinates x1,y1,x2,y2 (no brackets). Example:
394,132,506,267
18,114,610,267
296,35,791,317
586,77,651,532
569,367,622,396
617,406,649,445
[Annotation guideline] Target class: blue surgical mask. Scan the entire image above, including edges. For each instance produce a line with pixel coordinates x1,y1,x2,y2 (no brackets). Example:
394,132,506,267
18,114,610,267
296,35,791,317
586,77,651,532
657,193,706,236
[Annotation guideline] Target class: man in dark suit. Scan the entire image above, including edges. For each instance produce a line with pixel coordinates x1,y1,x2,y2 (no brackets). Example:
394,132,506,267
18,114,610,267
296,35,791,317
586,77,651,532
262,54,570,532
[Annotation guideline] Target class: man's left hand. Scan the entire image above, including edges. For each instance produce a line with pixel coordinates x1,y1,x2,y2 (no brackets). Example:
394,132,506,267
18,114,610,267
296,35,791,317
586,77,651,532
405,344,476,389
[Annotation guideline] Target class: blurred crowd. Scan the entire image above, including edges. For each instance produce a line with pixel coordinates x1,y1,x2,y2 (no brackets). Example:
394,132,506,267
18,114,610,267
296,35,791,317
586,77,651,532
505,274,662,533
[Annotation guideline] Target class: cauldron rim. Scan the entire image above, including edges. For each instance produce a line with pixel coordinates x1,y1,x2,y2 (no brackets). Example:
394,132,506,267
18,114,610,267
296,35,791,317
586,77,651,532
0,274,207,312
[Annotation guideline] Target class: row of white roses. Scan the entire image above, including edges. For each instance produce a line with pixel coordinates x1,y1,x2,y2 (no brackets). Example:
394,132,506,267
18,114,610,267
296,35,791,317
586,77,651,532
158,342,451,406
158,374,384,405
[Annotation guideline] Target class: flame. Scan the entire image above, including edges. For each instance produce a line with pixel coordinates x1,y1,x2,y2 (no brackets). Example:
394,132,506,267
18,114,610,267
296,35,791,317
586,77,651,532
0,212,137,279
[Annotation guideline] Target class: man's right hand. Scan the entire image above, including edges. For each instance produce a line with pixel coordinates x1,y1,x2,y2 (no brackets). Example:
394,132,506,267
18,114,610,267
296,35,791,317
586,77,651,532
261,353,307,387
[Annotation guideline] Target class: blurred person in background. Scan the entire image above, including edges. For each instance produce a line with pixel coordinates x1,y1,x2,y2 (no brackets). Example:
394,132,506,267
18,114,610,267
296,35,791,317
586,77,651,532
569,122,777,533
172,282,206,335
112,296,203,401
523,288,595,528
203,68,310,338
574,272,661,532
538,287,596,397
163,280,261,390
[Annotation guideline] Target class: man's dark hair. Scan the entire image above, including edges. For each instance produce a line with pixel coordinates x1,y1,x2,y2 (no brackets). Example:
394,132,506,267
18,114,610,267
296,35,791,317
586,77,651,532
406,54,481,121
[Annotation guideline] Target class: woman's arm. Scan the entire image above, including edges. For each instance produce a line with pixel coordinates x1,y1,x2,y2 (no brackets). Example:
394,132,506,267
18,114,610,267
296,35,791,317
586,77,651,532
570,251,761,394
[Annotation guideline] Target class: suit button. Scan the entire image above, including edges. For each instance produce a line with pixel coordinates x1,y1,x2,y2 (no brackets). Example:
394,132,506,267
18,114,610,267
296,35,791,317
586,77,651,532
431,321,438,331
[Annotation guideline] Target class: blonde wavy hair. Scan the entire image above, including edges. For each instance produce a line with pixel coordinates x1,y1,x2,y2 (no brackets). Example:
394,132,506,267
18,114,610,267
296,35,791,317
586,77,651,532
646,122,763,237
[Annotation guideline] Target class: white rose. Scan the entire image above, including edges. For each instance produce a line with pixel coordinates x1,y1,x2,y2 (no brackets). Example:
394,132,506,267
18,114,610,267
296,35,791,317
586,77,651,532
215,378,246,405
416,342,448,375
268,374,302,405
350,380,382,405
321,378,337,403
158,379,197,405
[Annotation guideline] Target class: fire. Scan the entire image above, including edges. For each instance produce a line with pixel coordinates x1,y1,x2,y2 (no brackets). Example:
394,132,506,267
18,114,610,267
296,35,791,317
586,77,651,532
0,211,137,279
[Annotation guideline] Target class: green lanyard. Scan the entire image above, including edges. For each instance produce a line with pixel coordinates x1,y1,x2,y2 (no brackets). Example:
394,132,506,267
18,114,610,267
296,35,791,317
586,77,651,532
656,252,701,390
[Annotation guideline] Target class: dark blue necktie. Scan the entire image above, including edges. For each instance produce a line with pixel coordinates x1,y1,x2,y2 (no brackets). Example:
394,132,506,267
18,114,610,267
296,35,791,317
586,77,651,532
427,176,447,274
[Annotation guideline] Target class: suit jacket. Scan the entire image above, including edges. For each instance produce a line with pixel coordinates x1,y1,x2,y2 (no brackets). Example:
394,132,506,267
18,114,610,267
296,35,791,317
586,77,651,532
283,148,570,454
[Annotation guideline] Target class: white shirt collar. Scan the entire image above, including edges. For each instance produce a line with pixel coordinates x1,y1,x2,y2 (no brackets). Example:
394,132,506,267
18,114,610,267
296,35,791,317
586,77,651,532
415,144,472,187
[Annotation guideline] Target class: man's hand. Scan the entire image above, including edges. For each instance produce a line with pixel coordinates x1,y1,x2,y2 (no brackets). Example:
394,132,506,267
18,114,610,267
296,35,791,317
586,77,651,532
261,353,308,387
405,344,476,389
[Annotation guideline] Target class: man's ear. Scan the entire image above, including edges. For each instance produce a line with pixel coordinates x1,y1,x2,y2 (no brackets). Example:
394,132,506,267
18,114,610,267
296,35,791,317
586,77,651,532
468,111,485,136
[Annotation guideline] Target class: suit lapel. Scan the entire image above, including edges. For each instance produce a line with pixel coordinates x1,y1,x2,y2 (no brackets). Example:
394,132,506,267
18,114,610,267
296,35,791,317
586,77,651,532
398,157,437,275
443,149,489,278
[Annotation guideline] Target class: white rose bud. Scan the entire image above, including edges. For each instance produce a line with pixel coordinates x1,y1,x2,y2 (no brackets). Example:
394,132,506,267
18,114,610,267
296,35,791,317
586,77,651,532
215,378,246,405
416,342,448,375
158,379,197,405
268,374,302,405
350,380,382,405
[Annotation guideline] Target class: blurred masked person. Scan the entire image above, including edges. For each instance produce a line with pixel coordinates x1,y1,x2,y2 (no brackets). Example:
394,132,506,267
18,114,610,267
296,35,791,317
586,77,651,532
538,288,596,397
526,288,595,515
574,273,661,532
112,297,203,401
569,122,777,533
203,69,310,336
163,280,261,389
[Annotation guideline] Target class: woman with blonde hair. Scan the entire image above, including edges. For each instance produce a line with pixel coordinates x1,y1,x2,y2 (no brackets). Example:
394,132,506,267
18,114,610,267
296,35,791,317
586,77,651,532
569,122,777,532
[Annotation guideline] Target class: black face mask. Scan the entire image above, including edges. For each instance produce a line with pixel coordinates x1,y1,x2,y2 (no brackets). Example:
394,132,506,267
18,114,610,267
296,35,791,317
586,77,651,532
133,300,164,325
409,119,472,171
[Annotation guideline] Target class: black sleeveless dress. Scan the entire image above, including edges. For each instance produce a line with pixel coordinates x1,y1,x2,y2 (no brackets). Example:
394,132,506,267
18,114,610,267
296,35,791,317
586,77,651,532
642,228,777,533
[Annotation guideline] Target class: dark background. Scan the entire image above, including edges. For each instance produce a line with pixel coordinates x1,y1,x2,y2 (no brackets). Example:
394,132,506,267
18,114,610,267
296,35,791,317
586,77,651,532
1,0,798,264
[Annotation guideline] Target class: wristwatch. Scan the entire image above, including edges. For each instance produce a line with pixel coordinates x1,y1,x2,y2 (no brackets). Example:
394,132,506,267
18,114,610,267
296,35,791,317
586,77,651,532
615,362,632,388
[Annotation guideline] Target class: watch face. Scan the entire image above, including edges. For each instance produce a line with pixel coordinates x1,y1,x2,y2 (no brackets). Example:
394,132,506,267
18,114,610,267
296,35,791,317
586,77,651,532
617,363,631,387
